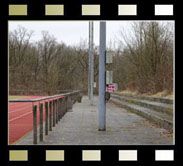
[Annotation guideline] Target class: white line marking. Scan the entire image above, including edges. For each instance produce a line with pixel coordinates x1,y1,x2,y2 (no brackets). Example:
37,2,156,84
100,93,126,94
9,105,32,113
9,111,33,122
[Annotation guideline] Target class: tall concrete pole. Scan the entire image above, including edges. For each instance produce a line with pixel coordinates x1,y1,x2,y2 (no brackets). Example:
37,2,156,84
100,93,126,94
88,22,91,99
98,22,106,131
90,22,94,105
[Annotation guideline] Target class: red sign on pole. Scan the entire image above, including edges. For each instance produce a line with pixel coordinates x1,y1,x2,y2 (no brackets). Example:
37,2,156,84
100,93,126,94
106,85,115,92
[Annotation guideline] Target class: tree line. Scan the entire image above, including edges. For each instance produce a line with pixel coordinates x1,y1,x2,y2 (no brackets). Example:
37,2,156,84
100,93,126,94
113,22,174,94
9,22,173,95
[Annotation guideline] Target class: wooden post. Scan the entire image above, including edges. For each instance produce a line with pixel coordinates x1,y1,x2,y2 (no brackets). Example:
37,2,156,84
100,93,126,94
60,98,63,118
64,97,67,114
33,105,37,144
64,97,66,112
57,99,59,122
66,96,68,111
60,98,63,119
58,99,61,120
56,99,58,124
45,102,48,135
49,101,52,131
53,100,56,127
39,103,43,141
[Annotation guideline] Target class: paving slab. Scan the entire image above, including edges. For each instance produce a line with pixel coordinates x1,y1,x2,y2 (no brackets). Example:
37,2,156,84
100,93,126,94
15,96,173,145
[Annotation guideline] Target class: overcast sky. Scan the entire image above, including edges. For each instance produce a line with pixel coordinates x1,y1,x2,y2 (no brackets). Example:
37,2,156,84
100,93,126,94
9,21,174,49
8,21,135,48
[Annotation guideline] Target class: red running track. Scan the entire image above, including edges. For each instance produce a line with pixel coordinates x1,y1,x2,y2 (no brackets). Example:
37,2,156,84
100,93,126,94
9,96,63,144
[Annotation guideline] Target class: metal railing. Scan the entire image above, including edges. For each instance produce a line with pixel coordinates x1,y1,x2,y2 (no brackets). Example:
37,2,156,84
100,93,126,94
9,90,82,144
9,89,77,97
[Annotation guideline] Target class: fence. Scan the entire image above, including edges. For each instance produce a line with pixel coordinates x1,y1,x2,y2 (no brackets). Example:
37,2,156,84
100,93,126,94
9,90,82,144
9,89,76,96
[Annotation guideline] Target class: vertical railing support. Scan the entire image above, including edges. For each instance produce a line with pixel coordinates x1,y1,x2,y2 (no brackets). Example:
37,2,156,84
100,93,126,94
39,103,43,142
66,96,68,111
58,98,61,120
57,99,59,121
33,105,37,144
49,101,52,131
64,97,67,113
45,102,48,135
56,99,58,124
53,100,56,127
60,98,64,118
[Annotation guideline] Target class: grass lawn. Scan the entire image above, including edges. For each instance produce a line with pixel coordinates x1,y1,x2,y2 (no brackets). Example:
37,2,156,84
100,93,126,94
9,96,28,99
118,90,173,99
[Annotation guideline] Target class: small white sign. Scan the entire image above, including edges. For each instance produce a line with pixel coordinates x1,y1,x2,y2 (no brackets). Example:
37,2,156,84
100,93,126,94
106,51,113,64
94,82,96,88
106,71,113,84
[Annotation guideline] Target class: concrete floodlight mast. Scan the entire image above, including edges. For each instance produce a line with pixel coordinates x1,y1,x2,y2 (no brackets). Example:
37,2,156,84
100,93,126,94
88,22,91,99
98,22,106,131
88,21,94,105
90,21,94,105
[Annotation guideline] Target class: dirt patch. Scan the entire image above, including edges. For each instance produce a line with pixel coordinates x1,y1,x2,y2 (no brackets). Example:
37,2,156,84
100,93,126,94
136,119,173,138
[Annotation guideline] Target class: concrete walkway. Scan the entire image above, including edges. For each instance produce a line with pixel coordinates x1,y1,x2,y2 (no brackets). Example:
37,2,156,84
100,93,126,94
16,96,173,145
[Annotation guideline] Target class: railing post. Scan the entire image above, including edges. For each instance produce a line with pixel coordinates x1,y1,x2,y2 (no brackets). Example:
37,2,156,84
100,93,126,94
61,98,63,116
39,103,43,142
67,95,72,110
60,98,63,118
65,96,68,111
58,98,61,121
45,102,48,135
53,100,56,127
67,96,70,110
77,92,82,103
49,101,52,131
57,99,59,121
75,93,78,103
63,97,66,112
33,105,37,144
56,99,58,124
64,97,66,113
70,96,73,109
